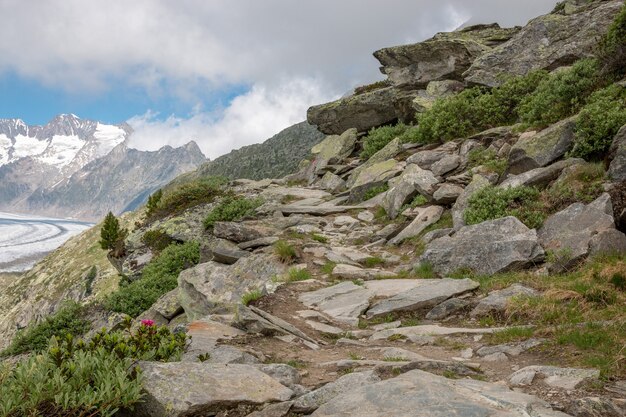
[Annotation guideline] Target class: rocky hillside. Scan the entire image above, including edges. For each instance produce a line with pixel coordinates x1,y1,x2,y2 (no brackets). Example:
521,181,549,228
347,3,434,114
2,1,626,416
0,114,206,221
190,121,325,181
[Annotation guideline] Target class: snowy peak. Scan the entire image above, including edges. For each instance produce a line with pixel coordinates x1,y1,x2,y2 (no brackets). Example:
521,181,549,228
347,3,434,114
0,115,129,169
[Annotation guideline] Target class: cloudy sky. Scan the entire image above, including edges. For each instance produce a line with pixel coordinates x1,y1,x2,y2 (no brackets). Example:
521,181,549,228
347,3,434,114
0,0,556,159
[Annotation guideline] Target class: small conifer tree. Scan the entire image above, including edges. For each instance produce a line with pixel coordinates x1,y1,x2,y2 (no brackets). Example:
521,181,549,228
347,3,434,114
99,212,127,256
145,188,163,217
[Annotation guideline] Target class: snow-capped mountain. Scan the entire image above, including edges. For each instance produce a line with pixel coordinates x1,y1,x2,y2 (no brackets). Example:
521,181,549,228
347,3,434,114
0,115,207,221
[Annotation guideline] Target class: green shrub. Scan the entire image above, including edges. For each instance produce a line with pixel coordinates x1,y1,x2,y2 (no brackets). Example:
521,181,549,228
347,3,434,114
0,321,186,417
274,240,297,263
363,184,389,201
105,242,200,317
542,162,605,212
599,2,626,78
149,177,227,220
570,84,626,160
401,70,547,144
203,196,264,229
85,266,97,296
518,59,601,128
141,229,175,253
360,123,409,160
1,302,90,357
464,185,545,229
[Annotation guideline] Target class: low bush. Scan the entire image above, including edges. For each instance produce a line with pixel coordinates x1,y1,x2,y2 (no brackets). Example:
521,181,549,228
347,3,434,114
363,184,389,201
518,59,601,128
1,301,90,357
145,188,163,218
0,320,186,417
141,229,175,253
599,2,626,78
148,177,227,221
466,147,508,175
105,241,200,317
85,266,97,296
203,196,264,229
464,185,545,229
569,84,626,160
360,123,409,160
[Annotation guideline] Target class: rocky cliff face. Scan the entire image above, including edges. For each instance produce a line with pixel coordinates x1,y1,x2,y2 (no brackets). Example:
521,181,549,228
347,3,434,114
0,115,206,221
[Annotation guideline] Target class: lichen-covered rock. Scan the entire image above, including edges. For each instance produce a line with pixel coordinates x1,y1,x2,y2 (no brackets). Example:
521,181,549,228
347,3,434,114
509,365,600,390
136,362,292,417
307,88,400,135
317,171,346,194
374,24,518,87
347,138,404,187
538,193,625,269
388,205,443,245
499,158,582,189
507,118,576,175
152,289,183,320
432,183,464,205
309,128,358,174
348,159,403,203
464,1,624,86
213,221,277,244
412,80,465,111
178,253,286,320
382,163,435,219
422,217,545,276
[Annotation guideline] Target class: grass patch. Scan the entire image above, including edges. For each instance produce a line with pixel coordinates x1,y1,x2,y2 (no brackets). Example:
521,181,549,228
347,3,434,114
464,185,545,229
363,256,385,268
310,233,329,243
413,262,436,279
363,184,389,201
148,176,227,221
274,240,297,263
241,289,263,306
321,261,337,275
488,327,535,344
287,267,312,282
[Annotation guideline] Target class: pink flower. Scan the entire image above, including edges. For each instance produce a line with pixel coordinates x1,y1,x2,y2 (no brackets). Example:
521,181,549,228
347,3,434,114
141,319,155,327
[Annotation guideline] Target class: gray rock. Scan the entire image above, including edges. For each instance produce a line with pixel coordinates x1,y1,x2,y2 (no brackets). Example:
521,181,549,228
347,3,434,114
420,228,453,245
298,281,370,326
213,221,276,243
608,125,626,181
538,193,620,269
347,138,404,188
451,174,492,229
293,371,381,413
181,318,246,362
388,205,443,245
406,150,449,170
278,205,362,216
246,402,294,417
152,289,183,320
235,305,318,346
430,155,461,177
332,264,396,280
422,217,545,276
309,128,358,173
178,253,286,320
367,278,479,318
382,171,421,220
370,324,505,341
257,364,301,388
507,118,576,175
464,1,624,87
238,236,280,250
566,397,626,417
136,362,293,417
470,284,538,317
310,369,569,417
211,243,250,265
509,365,600,390
432,183,464,205
317,171,347,194
375,24,518,87
476,338,544,358
425,298,470,320
348,159,403,203
589,228,626,257
499,159,583,189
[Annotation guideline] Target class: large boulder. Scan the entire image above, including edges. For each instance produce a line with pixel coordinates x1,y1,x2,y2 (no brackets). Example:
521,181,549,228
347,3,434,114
382,163,439,219
346,137,404,188
538,193,626,269
310,369,570,417
421,217,545,276
366,278,479,318
608,124,626,182
464,1,625,86
374,24,519,87
507,118,576,175
348,159,403,203
307,87,401,135
136,362,292,417
309,128,358,174
178,253,287,320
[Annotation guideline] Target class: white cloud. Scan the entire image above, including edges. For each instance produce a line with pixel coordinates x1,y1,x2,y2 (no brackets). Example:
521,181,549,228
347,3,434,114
127,78,331,159
0,0,558,154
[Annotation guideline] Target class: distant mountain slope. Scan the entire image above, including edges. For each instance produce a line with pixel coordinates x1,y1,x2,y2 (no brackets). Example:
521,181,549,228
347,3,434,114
195,121,324,180
0,115,206,221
